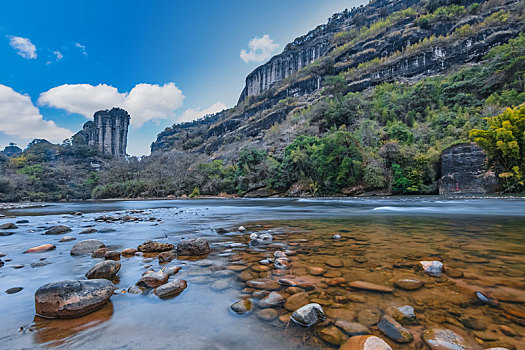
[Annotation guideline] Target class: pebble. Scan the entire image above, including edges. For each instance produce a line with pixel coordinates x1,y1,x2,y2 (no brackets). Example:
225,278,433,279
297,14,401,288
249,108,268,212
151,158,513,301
284,292,310,311
357,309,382,326
348,281,393,293
461,316,487,330
246,279,280,290
154,279,187,298
307,266,327,276
59,236,76,242
335,320,371,336
230,299,253,315
317,325,348,345
5,287,23,294
256,308,278,322
211,279,229,291
24,244,56,253
80,228,98,234
420,261,443,277
377,315,413,343
422,328,468,350
291,303,326,327
340,335,392,350
394,278,424,291
325,258,344,268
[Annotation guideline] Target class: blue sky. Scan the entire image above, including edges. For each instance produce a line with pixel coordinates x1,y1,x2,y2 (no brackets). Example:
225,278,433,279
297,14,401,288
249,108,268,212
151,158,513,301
0,0,365,155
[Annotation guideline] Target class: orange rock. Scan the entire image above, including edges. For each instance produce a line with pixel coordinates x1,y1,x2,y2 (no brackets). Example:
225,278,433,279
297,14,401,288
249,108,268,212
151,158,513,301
339,335,392,350
24,244,56,253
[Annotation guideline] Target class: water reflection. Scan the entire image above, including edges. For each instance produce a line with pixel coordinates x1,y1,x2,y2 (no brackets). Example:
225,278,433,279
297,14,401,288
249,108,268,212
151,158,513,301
32,302,114,347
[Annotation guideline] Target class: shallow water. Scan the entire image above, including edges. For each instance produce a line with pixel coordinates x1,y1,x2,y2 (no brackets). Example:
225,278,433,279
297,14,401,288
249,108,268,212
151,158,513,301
0,197,524,349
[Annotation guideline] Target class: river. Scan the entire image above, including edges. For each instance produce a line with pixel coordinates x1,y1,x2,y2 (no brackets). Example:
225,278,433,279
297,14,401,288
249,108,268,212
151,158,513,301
0,197,524,349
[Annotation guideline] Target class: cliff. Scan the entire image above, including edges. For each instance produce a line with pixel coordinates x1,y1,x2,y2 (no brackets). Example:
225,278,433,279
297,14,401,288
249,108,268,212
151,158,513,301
152,0,523,157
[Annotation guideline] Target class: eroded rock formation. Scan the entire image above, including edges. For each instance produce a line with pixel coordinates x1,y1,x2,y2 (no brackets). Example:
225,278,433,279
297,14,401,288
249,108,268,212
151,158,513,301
77,108,130,157
438,143,498,194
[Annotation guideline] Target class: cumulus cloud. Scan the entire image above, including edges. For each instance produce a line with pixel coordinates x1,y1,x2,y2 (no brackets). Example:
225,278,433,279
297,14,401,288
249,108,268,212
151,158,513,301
8,36,37,59
38,83,185,127
75,42,87,56
0,84,72,142
46,51,63,65
240,34,278,63
179,101,227,123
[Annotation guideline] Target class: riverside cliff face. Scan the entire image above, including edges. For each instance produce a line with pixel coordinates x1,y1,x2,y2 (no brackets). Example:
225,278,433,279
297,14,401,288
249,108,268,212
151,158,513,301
152,0,523,157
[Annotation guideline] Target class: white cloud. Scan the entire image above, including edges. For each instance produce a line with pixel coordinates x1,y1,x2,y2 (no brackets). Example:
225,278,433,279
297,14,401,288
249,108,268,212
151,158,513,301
179,101,227,123
46,51,63,65
0,84,72,142
240,34,278,63
38,83,185,127
75,42,87,56
8,36,37,59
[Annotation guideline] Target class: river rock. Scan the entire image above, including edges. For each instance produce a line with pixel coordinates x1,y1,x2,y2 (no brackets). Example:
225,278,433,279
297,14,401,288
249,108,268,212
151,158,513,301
460,316,486,330
307,266,327,276
422,328,468,350
246,279,280,290
80,228,97,234
252,264,271,272
386,305,416,324
34,279,115,318
176,238,211,256
0,259,4,267
284,292,310,311
335,321,371,336
211,279,229,291
137,270,168,288
475,291,500,307
165,265,181,275
394,278,424,290
230,299,253,315
0,223,17,230
325,258,344,268
104,251,121,260
137,240,174,252
420,261,443,277
257,308,278,322
121,248,138,256
59,236,76,242
357,309,382,326
158,251,176,263
274,258,289,269
348,281,393,293
127,285,144,294
238,226,246,232
24,244,56,253
259,291,285,308
291,303,326,327
154,279,187,298
92,247,109,258
44,225,72,235
16,219,29,224
340,335,393,350
70,240,105,255
318,325,348,345
377,315,413,343
6,287,23,294
85,260,121,280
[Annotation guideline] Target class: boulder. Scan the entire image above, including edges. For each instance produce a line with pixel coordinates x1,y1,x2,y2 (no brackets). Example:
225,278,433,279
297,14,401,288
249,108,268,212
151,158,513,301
137,240,174,252
154,279,187,298
44,225,72,235
34,279,115,318
70,240,105,256
85,260,121,280
339,335,392,350
291,303,326,327
24,244,56,253
176,238,211,256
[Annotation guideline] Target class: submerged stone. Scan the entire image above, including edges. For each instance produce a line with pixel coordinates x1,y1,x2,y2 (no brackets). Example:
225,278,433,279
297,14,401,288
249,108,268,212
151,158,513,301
230,299,253,315
71,240,105,256
291,303,326,327
377,315,413,343
154,279,187,298
339,335,392,350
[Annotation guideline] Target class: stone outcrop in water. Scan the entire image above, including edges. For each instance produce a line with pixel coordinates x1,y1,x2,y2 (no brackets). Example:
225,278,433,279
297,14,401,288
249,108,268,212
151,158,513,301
76,108,130,157
438,143,499,194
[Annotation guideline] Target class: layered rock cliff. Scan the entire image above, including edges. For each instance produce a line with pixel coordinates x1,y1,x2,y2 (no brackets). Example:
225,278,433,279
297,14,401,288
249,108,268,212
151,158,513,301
151,0,524,159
